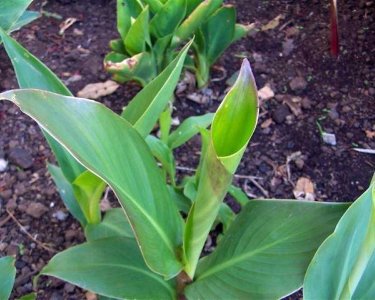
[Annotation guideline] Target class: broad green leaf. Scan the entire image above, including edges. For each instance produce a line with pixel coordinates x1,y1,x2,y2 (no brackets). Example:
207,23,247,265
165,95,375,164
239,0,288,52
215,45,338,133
8,11,40,33
0,29,85,182
0,0,32,32
146,135,176,186
73,171,107,225
0,256,16,300
41,238,176,299
185,200,350,299
304,184,375,300
150,0,186,38
0,90,183,278
173,0,223,44
186,0,202,15
122,41,192,137
124,6,150,56
228,185,249,207
168,113,214,149
200,6,235,65
183,59,258,278
153,34,173,69
85,208,134,241
48,164,86,226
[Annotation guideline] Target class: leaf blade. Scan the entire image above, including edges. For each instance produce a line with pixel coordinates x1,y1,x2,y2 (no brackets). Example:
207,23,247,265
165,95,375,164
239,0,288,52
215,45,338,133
0,256,16,300
185,200,350,299
0,89,183,277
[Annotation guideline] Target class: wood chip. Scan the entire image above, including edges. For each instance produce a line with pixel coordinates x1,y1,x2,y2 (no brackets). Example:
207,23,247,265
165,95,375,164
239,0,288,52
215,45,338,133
258,84,275,101
261,14,284,31
261,118,273,128
293,177,315,201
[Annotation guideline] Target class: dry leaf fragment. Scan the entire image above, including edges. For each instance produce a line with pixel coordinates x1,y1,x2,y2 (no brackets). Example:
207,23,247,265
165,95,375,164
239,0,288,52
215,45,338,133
261,118,273,128
258,84,275,101
261,14,285,31
59,17,77,35
284,96,302,116
77,80,119,100
293,177,315,201
365,130,375,139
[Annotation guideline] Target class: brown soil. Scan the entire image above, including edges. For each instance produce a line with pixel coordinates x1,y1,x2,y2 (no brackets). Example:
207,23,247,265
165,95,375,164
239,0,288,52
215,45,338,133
0,0,374,299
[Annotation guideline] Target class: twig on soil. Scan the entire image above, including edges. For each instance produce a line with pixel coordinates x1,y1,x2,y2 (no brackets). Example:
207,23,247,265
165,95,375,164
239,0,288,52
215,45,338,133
245,178,269,198
6,209,57,254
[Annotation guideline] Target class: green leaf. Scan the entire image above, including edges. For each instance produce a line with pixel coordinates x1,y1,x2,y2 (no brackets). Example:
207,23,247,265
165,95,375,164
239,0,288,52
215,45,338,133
85,208,134,241
159,105,173,143
217,203,235,232
150,0,186,38
41,238,176,299
304,184,375,299
146,135,176,186
124,6,150,56
232,23,254,43
168,113,214,149
16,293,36,300
73,171,107,225
105,51,157,86
168,185,192,213
201,6,236,65
0,0,32,32
183,59,258,278
228,185,249,207
116,0,143,41
8,10,40,33
48,164,86,226
0,256,16,300
212,59,258,173
185,200,350,299
0,90,183,278
109,38,126,54
186,0,202,15
142,0,163,13
0,29,85,182
121,41,192,137
174,0,223,44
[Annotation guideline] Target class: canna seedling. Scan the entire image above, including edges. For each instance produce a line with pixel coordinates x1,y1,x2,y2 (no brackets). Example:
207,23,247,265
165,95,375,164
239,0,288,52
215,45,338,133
104,0,253,87
1,59,364,299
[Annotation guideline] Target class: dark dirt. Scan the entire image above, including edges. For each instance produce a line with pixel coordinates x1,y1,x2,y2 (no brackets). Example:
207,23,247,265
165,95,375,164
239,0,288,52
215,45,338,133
0,0,374,299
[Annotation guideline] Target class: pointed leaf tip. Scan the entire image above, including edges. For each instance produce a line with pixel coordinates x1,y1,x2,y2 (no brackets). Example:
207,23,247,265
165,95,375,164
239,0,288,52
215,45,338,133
211,58,258,170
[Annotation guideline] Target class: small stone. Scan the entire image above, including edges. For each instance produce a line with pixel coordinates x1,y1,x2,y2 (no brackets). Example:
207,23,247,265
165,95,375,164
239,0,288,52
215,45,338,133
0,159,8,172
289,76,307,91
64,283,75,293
65,229,77,242
301,97,312,109
295,158,304,169
272,104,290,123
8,148,34,169
53,210,68,221
0,242,8,252
14,183,27,196
25,202,48,218
342,105,351,113
328,109,339,120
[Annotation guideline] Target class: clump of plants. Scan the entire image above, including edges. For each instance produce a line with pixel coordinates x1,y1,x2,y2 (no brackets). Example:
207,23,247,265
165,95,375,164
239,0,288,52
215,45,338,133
0,2,374,299
104,0,253,87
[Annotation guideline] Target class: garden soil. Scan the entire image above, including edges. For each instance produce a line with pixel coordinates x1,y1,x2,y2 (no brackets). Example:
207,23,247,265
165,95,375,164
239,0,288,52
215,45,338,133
0,0,374,299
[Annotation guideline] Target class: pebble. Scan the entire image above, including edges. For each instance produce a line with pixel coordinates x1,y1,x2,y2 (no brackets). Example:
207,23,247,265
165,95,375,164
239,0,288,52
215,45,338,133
64,283,76,293
295,158,305,169
9,148,34,169
272,104,290,124
53,210,68,221
0,159,8,172
301,97,312,109
289,76,307,91
25,202,49,218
